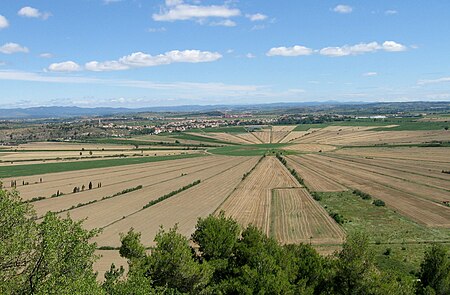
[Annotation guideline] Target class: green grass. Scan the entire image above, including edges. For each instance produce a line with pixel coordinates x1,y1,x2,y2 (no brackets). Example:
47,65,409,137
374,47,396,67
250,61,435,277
209,143,294,156
316,191,450,275
293,124,331,131
0,153,205,178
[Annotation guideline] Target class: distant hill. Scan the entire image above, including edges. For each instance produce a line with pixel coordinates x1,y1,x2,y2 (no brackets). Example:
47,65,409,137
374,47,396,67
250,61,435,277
0,101,448,119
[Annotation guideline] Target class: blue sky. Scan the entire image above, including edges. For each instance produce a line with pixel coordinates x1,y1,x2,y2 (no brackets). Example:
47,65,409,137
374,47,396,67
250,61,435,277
0,0,449,108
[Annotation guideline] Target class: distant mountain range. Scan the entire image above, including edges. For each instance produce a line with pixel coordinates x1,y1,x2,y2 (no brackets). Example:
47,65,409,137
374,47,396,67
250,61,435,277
0,101,448,119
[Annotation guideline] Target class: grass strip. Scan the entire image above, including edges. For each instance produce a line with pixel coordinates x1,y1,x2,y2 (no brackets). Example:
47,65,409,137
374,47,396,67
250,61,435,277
0,153,204,178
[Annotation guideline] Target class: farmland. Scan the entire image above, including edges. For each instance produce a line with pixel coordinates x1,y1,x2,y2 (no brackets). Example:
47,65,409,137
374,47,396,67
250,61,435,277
2,116,450,281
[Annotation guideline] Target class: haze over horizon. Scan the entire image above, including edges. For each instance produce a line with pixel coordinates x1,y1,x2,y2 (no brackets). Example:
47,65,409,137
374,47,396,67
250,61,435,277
0,1,450,108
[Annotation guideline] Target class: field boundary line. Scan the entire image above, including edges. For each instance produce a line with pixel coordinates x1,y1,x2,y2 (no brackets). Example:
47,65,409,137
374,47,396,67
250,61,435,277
101,157,257,230
310,154,450,203
213,156,265,215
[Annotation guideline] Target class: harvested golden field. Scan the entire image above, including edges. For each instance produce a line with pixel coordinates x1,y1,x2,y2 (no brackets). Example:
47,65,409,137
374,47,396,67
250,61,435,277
186,132,251,144
58,157,246,231
280,131,308,143
4,155,216,201
0,149,200,163
1,142,136,151
291,153,450,227
287,156,346,192
271,131,291,143
283,143,336,153
271,188,345,245
295,126,450,146
232,132,263,144
334,147,450,163
272,125,297,132
93,156,260,247
251,130,271,143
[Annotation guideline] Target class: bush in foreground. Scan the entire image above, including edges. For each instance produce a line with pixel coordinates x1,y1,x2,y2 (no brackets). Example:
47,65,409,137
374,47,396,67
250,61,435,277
1,188,448,294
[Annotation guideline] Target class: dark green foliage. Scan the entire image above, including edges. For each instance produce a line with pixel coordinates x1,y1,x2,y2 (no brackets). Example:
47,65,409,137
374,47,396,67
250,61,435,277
142,180,201,209
119,228,146,260
2,188,446,294
0,188,103,294
311,192,322,201
373,199,386,207
330,212,345,224
417,244,450,295
353,189,372,200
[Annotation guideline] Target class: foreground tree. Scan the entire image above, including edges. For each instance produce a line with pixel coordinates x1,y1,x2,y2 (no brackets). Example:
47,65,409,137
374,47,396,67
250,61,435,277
0,188,103,294
418,244,450,295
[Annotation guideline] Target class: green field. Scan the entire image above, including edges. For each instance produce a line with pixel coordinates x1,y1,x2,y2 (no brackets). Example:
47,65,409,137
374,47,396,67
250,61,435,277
316,191,450,275
0,153,205,178
209,143,293,156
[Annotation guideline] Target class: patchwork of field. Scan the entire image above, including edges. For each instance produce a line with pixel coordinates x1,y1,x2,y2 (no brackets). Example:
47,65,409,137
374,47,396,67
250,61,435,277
219,156,343,245
0,149,200,163
294,126,450,146
93,156,260,247
287,151,450,227
283,143,337,153
233,132,262,144
4,122,450,281
251,130,271,144
185,132,250,145
0,142,136,151
280,131,308,143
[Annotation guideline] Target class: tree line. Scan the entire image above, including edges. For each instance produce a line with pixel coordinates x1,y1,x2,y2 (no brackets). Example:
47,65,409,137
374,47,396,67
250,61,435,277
1,188,449,294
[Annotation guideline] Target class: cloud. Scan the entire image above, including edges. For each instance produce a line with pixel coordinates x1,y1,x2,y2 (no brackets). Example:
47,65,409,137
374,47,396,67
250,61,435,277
153,0,240,22
333,5,353,14
0,15,9,29
246,13,267,21
363,72,377,77
266,45,313,57
0,43,29,54
209,19,236,27
319,41,407,56
147,27,167,32
245,53,256,58
385,10,398,15
18,6,51,20
47,61,81,72
417,77,450,85
85,50,222,71
39,53,54,58
382,41,407,52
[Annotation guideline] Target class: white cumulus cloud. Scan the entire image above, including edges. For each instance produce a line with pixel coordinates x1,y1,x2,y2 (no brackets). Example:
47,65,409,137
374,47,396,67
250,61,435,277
18,6,51,20
0,15,9,29
382,41,407,52
333,5,353,14
246,13,267,21
363,72,378,77
47,61,81,72
0,43,29,54
266,45,313,57
153,0,240,22
39,53,54,58
319,41,407,57
85,50,222,71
